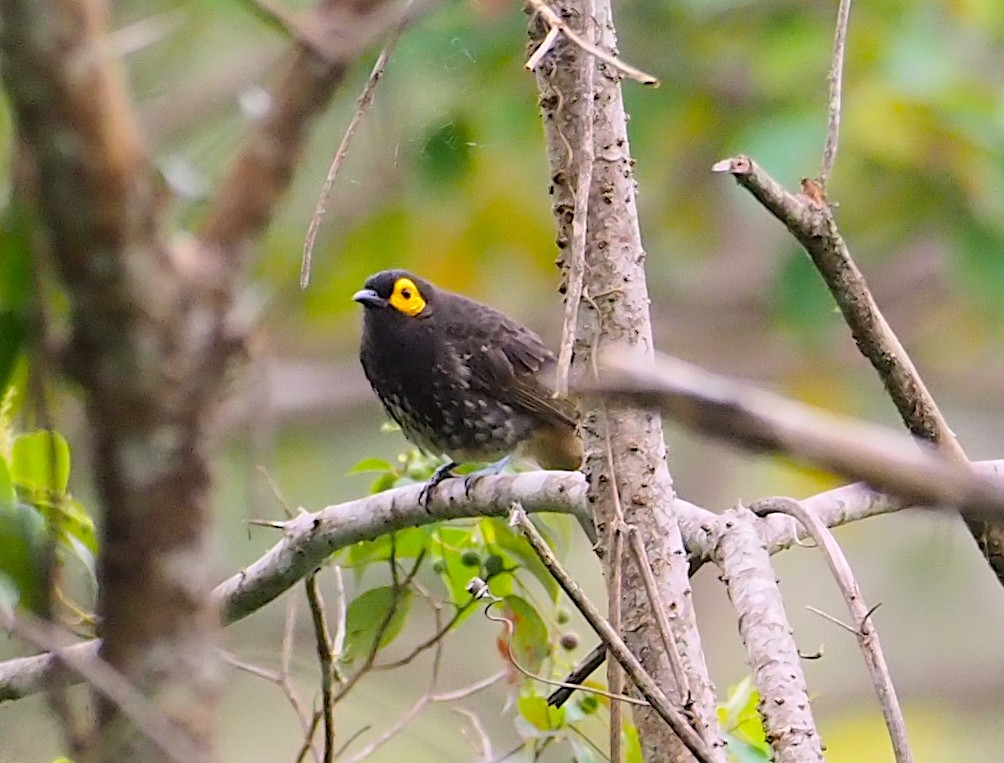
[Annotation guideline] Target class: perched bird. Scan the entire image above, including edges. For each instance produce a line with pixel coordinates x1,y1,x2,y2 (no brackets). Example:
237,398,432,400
353,270,581,498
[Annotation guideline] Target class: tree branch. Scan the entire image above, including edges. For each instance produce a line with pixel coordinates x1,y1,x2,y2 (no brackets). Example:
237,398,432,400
591,351,1004,519
713,154,1004,588
752,498,913,763
714,509,823,763
531,0,724,756
5,460,1004,705
200,0,402,255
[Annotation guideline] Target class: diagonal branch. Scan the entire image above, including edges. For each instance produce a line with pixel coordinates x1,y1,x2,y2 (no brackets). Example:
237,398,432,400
713,155,1004,588
752,498,913,763
200,0,402,255
591,351,1004,519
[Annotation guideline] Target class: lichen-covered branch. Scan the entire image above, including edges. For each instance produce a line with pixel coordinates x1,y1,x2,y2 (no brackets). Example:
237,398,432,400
0,0,405,758
0,2,219,758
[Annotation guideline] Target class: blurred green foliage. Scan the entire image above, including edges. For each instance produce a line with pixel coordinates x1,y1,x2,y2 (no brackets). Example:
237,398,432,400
3,0,1004,760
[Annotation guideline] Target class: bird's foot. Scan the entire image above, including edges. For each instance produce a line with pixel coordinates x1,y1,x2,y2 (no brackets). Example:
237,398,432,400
419,461,459,512
463,456,512,498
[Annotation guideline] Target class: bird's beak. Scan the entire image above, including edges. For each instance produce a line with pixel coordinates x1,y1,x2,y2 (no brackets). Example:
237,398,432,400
352,288,383,308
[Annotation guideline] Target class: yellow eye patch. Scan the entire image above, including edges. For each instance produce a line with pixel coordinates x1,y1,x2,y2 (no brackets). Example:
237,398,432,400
389,277,426,316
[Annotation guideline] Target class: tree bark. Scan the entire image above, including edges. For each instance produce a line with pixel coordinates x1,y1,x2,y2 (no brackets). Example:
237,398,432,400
529,2,724,759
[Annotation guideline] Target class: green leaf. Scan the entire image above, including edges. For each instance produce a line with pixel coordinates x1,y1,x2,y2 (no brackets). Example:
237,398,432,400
347,457,393,476
0,501,48,614
500,595,550,675
12,430,71,495
719,676,770,758
59,498,98,555
344,527,431,568
0,457,16,513
341,585,412,663
432,525,481,606
487,518,559,601
516,694,562,735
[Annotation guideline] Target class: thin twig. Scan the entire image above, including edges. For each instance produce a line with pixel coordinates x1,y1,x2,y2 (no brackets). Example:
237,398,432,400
305,574,336,763
525,26,560,71
820,0,852,185
626,525,690,703
331,543,425,705
453,706,494,761
301,1,414,288
753,497,913,763
375,598,475,670
471,585,646,707
523,0,659,86
507,505,716,763
546,642,606,707
553,0,595,396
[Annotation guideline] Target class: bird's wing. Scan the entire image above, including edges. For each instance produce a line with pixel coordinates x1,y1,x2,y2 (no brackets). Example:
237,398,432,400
441,297,576,427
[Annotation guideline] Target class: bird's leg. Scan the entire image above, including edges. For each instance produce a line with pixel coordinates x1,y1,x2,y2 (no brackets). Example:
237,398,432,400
419,460,459,510
463,455,512,497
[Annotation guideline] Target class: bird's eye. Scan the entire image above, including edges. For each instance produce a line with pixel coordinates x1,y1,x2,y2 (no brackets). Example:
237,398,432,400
389,277,426,317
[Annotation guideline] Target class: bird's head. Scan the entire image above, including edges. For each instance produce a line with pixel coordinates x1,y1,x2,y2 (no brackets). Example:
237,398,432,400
353,270,434,319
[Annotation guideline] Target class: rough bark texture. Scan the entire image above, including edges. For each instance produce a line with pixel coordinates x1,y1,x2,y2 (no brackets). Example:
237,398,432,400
0,2,221,759
530,3,724,759
0,0,388,759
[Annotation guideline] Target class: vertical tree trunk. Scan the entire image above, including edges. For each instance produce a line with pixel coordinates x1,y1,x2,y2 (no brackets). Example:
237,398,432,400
529,2,724,760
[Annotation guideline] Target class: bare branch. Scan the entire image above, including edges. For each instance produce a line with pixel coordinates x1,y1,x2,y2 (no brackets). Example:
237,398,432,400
305,575,336,763
820,0,852,184
713,509,823,762
713,155,1004,586
301,2,414,287
508,505,716,763
752,498,913,763
200,0,402,254
4,614,200,763
6,461,1004,705
591,351,1004,519
523,0,658,85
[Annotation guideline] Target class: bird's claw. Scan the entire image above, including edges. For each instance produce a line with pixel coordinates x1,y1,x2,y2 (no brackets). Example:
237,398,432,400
420,461,458,513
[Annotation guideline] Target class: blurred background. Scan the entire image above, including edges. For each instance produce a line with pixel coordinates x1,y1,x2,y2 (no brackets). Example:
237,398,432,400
3,0,1004,760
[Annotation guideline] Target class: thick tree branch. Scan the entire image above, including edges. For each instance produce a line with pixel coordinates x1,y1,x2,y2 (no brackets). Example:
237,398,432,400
4,461,1004,704
714,509,823,763
200,0,399,255
0,2,220,759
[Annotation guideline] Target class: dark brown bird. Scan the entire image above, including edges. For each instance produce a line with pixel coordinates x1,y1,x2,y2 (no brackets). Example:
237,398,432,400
353,270,581,497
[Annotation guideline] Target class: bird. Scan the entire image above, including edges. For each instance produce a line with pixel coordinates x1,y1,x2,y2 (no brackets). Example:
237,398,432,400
353,269,582,502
